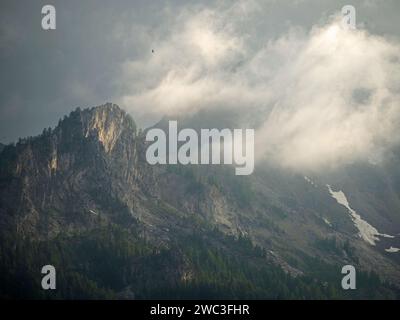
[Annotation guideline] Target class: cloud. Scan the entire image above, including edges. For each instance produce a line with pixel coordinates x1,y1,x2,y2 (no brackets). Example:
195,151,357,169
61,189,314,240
116,1,400,172
118,4,248,118
257,20,400,171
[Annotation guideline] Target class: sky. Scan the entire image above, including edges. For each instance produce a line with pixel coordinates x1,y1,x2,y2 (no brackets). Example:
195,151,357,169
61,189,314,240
1,0,400,171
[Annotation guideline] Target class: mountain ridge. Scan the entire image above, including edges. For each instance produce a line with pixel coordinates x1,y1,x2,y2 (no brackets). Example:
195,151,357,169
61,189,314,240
1,102,399,299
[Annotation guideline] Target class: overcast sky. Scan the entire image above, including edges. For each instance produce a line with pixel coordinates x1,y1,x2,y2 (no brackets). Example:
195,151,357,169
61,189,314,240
1,0,400,171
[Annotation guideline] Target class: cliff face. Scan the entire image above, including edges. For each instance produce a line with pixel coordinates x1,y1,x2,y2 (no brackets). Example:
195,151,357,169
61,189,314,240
1,104,137,239
0,103,239,242
1,103,400,299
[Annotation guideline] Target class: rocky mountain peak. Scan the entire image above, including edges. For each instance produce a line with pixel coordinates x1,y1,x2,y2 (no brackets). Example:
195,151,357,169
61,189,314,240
1,103,400,299
57,103,136,154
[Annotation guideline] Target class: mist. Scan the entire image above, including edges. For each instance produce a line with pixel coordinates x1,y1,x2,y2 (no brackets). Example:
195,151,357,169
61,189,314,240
116,3,400,172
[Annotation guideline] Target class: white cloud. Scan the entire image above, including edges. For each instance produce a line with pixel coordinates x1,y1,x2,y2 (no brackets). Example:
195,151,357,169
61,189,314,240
116,1,400,172
257,19,400,171
118,5,248,119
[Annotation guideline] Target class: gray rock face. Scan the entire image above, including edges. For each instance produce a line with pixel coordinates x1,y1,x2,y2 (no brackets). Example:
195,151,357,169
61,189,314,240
1,103,400,295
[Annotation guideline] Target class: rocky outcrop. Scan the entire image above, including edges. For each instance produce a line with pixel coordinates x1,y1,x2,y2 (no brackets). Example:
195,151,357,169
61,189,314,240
1,103,400,290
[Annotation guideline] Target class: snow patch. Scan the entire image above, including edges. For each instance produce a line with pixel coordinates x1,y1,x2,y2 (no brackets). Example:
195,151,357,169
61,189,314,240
327,185,394,245
304,176,316,186
385,247,400,253
323,217,332,227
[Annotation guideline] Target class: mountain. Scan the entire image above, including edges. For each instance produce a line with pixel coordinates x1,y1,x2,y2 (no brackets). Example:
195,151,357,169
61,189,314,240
0,103,399,299
0,143,4,154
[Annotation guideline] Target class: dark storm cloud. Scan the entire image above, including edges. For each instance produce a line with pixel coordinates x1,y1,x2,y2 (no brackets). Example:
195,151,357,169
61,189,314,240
0,0,179,142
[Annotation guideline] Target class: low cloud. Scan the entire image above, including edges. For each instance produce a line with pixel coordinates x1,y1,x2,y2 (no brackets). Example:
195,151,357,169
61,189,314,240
258,21,400,171
117,1,400,172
